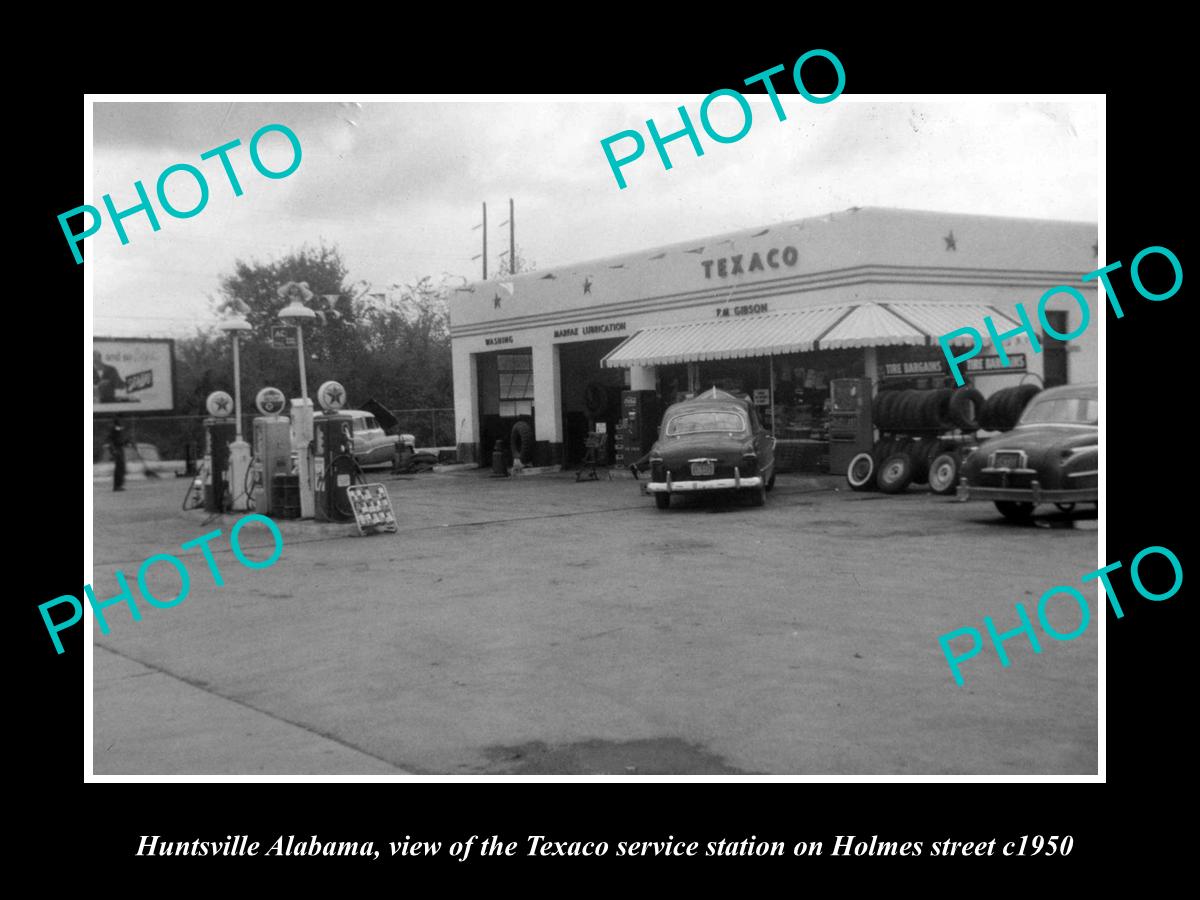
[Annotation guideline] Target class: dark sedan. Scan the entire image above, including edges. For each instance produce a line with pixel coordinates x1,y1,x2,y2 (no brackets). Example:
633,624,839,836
957,383,1097,521
645,388,776,509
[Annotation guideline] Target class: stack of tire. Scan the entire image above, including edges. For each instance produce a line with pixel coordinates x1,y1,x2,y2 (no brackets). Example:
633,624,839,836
979,384,1042,432
846,386,984,495
871,387,982,433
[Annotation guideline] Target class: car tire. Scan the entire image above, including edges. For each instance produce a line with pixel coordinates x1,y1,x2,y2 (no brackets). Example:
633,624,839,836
510,420,534,464
1011,384,1042,425
874,392,899,430
765,470,777,492
655,492,671,510
928,453,960,495
872,437,894,464
949,388,984,431
877,453,914,494
995,500,1036,521
872,393,889,428
846,452,876,491
929,388,955,428
584,382,609,418
747,482,766,507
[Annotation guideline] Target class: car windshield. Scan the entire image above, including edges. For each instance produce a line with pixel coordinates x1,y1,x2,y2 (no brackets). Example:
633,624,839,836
1019,395,1098,426
666,410,746,435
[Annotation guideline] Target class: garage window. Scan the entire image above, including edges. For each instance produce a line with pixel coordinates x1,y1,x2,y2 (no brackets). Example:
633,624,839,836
498,353,534,417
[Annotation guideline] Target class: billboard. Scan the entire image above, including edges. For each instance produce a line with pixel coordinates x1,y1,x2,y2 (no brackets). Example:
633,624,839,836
93,338,175,413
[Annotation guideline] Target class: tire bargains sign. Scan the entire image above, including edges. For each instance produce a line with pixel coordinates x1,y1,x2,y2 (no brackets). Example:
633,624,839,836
93,338,175,413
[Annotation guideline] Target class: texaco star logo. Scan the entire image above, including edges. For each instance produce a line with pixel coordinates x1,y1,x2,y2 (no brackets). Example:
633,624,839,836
325,384,344,405
213,396,231,413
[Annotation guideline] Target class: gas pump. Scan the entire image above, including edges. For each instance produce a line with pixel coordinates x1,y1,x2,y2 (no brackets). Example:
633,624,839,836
202,391,236,513
313,380,357,522
251,386,291,515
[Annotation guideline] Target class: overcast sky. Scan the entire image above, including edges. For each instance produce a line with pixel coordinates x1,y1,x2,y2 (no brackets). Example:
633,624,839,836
90,98,1099,338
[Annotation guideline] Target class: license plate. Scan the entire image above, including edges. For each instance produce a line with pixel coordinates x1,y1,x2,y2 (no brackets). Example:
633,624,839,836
993,451,1022,469
690,461,714,476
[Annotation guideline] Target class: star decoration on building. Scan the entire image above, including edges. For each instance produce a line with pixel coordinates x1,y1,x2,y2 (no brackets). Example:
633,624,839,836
583,277,592,295
944,231,957,251
493,293,502,309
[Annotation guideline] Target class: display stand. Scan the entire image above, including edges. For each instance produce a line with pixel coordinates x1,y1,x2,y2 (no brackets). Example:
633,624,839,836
345,483,398,535
575,432,612,482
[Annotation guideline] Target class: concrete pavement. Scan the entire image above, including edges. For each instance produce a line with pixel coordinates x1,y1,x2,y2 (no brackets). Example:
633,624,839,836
90,467,1098,775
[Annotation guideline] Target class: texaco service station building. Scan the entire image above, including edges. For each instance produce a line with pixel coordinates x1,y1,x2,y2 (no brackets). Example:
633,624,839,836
449,207,1098,470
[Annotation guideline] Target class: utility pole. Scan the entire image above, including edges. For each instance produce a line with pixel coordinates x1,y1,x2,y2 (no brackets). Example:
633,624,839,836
482,202,488,280
509,198,515,275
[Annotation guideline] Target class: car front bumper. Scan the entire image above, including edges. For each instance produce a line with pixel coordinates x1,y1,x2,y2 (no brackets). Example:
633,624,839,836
646,475,763,493
957,476,1097,504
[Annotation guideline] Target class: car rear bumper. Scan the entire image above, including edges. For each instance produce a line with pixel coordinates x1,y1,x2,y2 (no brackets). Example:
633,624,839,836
957,477,1097,504
646,476,763,493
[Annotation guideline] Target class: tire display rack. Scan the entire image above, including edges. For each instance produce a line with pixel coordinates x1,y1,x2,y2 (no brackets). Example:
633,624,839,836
844,385,1043,496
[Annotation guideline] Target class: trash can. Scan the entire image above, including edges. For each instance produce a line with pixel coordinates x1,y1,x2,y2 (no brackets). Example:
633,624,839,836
272,474,301,519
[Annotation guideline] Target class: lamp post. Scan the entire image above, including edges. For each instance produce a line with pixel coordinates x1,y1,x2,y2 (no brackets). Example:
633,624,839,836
219,314,253,511
278,299,318,518
278,301,316,399
219,315,252,440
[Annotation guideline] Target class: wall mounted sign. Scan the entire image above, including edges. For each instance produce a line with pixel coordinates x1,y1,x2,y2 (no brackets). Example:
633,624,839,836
270,325,298,349
702,246,798,279
878,353,1027,379
714,302,769,318
553,321,628,340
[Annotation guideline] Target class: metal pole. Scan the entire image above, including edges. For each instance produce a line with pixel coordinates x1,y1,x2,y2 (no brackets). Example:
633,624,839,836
482,202,488,280
769,355,776,435
431,409,436,447
295,325,309,400
509,197,515,274
232,334,243,440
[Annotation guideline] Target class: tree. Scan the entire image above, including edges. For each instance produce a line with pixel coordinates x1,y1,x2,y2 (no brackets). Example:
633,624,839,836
213,242,361,370
181,243,455,416
354,276,452,408
495,245,536,277
174,327,230,416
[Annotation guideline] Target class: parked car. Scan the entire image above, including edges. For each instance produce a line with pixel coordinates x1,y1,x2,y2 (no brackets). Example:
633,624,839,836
645,388,776,509
957,383,1097,521
316,410,416,470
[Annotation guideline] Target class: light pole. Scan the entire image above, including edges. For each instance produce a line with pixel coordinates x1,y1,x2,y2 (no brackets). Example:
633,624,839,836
219,315,252,440
278,298,318,518
278,301,316,399
220,314,253,510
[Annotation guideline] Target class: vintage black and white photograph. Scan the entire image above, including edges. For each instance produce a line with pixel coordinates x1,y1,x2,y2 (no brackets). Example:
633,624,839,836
86,95,1100,776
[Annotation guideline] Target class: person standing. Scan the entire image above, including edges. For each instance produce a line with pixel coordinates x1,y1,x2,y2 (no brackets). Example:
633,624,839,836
108,416,127,491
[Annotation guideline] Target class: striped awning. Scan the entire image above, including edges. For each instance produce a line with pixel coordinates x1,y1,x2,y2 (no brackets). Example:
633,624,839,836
601,302,1023,368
